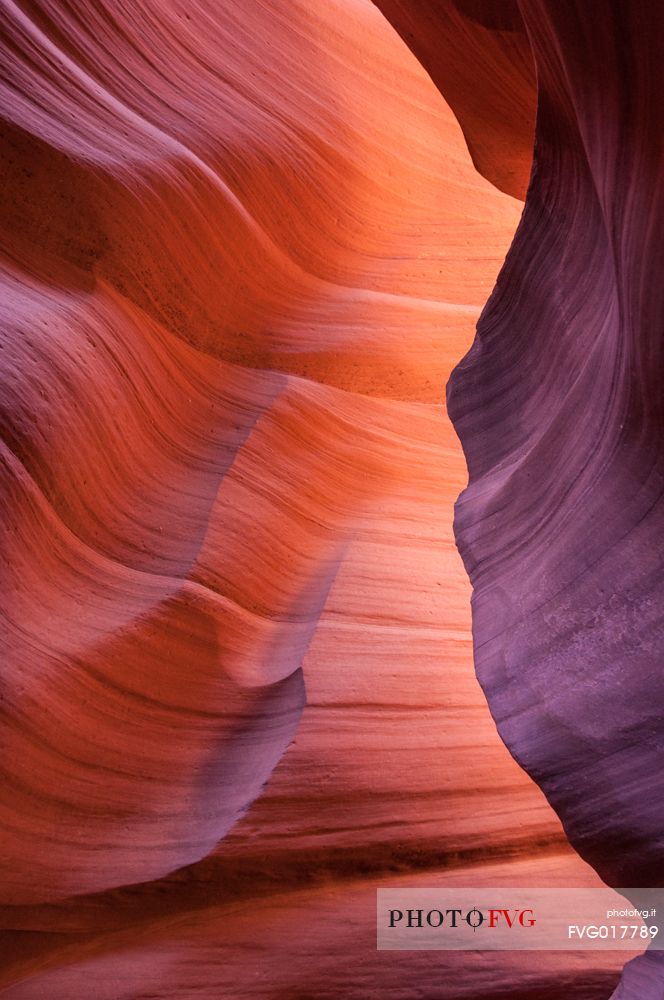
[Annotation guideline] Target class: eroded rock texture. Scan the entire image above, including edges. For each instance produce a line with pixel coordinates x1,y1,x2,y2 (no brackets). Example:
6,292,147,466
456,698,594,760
372,0,537,199
0,0,648,997
445,1,664,996
1,0,535,904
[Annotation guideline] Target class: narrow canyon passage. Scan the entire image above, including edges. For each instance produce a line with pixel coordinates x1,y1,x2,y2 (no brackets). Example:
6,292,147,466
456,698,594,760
0,0,656,997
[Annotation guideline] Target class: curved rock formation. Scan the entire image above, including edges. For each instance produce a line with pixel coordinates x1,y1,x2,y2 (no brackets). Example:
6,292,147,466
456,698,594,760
1,0,529,907
0,855,625,999
445,1,664,995
0,0,649,996
372,0,536,199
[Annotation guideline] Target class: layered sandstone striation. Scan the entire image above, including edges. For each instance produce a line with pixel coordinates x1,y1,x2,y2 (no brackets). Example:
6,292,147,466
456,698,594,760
372,0,536,199
443,2,664,997
0,0,529,905
0,0,648,996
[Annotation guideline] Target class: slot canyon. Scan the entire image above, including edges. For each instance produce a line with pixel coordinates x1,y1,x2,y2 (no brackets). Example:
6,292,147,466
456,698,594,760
0,1,661,997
